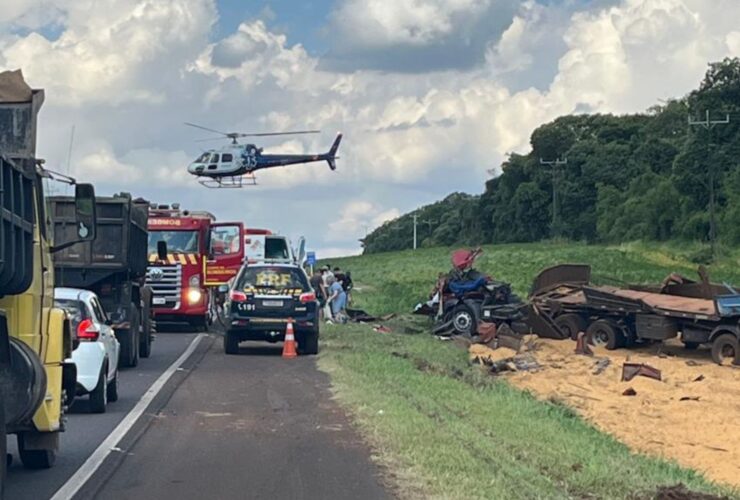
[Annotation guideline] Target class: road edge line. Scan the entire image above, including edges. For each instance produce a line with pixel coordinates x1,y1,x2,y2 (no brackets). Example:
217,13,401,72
50,333,205,500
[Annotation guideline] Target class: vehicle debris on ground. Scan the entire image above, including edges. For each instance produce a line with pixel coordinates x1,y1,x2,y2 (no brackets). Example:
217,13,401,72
413,248,527,339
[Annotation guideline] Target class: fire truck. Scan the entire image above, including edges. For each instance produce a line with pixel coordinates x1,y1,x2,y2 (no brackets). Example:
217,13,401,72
146,204,243,330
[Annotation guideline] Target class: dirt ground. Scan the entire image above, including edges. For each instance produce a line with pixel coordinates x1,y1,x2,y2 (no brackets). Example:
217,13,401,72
469,338,740,488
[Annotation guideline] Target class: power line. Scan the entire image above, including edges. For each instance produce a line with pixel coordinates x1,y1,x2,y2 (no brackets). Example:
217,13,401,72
688,110,730,258
540,157,567,237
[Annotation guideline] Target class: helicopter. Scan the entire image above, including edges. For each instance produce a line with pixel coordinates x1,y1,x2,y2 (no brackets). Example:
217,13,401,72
185,122,343,188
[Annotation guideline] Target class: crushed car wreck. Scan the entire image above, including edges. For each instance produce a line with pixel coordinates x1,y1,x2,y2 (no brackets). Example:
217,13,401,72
413,248,527,338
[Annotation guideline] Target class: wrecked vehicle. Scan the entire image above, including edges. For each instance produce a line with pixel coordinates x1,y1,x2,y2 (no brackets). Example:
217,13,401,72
528,264,740,365
414,248,526,337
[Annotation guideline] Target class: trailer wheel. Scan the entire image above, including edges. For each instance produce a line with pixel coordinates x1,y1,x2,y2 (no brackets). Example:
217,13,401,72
554,314,587,340
118,305,140,368
1,385,7,498
17,433,56,469
710,334,739,366
587,320,623,350
140,308,152,359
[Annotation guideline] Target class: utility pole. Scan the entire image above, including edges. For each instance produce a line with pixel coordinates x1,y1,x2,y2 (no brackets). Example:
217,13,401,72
412,214,437,250
688,110,730,258
540,157,567,237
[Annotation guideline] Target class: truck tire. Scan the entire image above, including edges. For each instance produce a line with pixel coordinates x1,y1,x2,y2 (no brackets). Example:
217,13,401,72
587,320,624,350
224,330,240,355
1,387,6,500
107,367,119,403
711,334,739,366
140,290,153,359
118,305,140,368
17,433,56,469
89,366,108,414
300,327,320,356
554,313,586,340
140,309,152,359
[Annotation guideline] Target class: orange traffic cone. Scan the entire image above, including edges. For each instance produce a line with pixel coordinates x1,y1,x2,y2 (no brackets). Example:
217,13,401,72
282,318,298,358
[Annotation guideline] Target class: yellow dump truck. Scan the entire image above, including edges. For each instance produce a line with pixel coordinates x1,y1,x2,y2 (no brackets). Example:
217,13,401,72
0,70,97,497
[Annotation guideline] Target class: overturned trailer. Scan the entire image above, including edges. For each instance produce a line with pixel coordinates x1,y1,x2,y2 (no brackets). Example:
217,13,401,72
529,264,740,365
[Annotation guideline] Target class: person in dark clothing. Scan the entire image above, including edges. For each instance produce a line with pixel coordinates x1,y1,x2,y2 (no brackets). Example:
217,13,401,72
309,269,327,312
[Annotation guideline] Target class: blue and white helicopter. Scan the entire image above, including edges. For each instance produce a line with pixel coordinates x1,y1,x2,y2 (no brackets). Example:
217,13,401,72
185,122,342,188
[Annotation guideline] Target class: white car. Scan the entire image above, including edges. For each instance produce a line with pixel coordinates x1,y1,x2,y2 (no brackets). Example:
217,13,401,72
54,287,120,413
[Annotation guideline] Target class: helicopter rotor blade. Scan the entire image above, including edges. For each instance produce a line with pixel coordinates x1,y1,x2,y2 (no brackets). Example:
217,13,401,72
184,122,231,136
236,130,321,137
194,136,232,143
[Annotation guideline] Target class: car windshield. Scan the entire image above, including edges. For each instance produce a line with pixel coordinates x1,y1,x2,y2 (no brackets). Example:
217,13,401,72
265,237,290,260
148,230,199,254
54,298,89,332
237,266,307,290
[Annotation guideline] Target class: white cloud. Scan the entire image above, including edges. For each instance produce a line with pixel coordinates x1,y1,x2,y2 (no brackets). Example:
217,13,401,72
332,0,492,47
328,201,400,242
2,0,740,257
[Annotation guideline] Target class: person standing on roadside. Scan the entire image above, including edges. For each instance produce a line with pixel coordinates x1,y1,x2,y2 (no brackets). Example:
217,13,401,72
327,275,347,322
310,269,327,319
321,266,334,321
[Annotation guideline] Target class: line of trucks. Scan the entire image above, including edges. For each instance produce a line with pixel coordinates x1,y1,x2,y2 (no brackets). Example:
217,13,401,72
1,74,305,495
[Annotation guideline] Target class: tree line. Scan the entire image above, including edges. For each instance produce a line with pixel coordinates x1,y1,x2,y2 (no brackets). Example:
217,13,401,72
362,58,740,254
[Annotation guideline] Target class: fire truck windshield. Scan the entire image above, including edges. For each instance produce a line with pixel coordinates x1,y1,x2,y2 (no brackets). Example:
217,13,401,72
148,230,199,254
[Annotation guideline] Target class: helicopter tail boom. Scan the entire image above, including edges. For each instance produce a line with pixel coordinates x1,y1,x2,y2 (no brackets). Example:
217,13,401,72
325,133,342,171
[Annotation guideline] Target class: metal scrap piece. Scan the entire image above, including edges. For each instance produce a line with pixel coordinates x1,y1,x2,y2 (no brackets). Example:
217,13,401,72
621,362,662,382
575,331,594,356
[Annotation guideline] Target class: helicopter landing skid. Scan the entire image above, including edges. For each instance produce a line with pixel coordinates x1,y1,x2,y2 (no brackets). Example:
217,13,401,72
198,174,257,188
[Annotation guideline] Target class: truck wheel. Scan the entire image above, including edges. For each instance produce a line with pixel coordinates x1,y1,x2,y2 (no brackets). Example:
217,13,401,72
300,327,320,356
451,305,476,337
17,433,56,469
711,334,739,366
140,311,152,359
587,320,623,350
107,367,119,403
1,387,6,498
224,330,240,355
118,306,140,368
89,366,108,414
554,314,586,340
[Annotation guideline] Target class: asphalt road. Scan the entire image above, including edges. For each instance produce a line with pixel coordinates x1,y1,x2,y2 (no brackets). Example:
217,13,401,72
4,331,197,500
86,339,389,500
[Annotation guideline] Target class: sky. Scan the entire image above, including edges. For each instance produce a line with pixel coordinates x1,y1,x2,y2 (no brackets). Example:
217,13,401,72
1,0,739,257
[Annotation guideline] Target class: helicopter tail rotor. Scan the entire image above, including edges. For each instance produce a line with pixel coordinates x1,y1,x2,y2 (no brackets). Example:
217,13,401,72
325,133,343,171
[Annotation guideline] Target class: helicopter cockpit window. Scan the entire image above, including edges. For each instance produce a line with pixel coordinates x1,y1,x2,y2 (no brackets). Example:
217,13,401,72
211,154,220,163
222,153,233,163
196,152,210,163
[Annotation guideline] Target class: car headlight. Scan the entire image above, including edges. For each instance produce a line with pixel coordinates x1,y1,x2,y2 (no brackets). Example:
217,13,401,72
187,288,202,304
483,310,491,318
189,275,200,287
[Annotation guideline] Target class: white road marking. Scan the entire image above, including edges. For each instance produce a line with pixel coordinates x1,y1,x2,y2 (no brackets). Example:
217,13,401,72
51,334,205,500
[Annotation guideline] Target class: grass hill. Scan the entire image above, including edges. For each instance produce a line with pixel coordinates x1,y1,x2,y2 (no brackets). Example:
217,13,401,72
318,242,740,499
326,241,740,316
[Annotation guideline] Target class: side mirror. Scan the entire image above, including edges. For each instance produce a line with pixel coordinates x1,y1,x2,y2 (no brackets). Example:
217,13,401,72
218,284,229,293
157,240,168,261
74,183,97,242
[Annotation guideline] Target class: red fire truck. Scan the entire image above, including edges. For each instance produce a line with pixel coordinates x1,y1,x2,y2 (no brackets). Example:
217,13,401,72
146,204,243,329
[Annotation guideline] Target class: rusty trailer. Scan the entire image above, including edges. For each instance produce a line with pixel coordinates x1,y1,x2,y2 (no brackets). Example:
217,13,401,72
529,264,740,366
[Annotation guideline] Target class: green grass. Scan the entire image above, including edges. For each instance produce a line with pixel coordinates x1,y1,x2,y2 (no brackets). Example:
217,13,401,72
317,242,740,499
